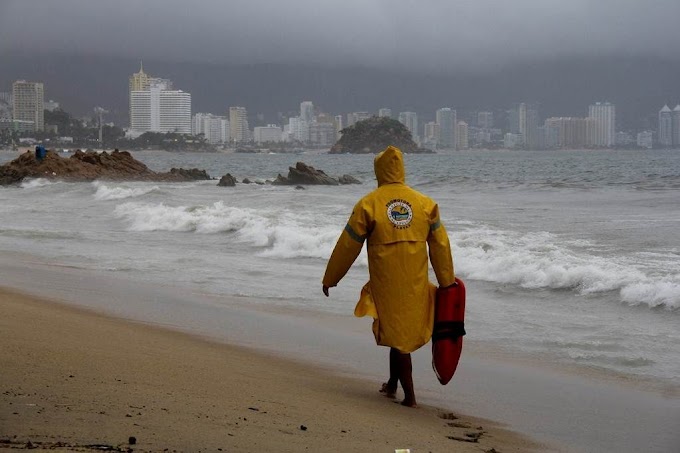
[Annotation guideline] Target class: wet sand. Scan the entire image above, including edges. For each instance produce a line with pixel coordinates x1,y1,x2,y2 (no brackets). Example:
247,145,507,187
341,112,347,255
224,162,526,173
0,288,537,452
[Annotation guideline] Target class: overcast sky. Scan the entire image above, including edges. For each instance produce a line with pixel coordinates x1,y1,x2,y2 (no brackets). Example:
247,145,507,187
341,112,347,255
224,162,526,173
1,0,679,73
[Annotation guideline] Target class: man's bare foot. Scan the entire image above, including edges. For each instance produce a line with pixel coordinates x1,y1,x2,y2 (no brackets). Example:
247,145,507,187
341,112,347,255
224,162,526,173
401,398,418,408
379,382,397,398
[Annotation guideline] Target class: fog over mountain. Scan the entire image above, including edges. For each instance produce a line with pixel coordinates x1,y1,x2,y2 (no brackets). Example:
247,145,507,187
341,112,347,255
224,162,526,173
1,0,679,127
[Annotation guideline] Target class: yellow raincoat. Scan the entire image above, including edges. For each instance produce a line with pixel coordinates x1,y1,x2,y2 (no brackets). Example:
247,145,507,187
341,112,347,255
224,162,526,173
323,146,455,353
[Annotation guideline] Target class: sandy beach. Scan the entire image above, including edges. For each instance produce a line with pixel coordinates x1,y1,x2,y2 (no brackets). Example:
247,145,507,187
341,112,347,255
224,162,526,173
0,287,537,452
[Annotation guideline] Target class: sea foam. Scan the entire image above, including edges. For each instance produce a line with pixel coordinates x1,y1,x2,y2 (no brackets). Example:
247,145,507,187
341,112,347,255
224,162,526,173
452,223,680,310
114,201,367,265
93,182,161,201
20,178,56,189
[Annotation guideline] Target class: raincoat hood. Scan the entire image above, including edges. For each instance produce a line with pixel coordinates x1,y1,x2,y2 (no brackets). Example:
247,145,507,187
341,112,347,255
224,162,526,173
374,146,405,186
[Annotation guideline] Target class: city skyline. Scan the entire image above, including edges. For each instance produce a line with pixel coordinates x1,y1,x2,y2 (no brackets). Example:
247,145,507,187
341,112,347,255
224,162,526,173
2,64,679,150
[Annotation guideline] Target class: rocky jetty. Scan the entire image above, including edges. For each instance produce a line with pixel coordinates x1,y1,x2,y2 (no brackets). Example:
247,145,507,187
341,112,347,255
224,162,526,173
0,149,212,185
329,116,431,154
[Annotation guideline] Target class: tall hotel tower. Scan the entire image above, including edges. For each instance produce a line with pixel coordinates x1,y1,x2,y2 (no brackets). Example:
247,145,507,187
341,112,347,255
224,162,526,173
12,80,44,132
436,108,456,149
658,105,673,148
129,63,191,135
588,102,616,147
229,107,249,143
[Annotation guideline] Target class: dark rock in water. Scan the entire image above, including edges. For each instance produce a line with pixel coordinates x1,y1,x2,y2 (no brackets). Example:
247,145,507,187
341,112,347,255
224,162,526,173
0,149,213,185
169,167,211,180
288,162,339,185
217,173,237,187
242,178,253,184
273,162,339,186
295,185,305,190
271,174,289,186
254,180,264,185
338,174,361,185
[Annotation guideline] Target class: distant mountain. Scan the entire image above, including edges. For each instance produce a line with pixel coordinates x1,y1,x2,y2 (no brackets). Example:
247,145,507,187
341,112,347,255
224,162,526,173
1,53,678,129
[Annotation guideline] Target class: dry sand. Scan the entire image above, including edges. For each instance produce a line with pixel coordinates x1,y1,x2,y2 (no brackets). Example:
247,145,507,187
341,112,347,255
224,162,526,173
0,288,540,452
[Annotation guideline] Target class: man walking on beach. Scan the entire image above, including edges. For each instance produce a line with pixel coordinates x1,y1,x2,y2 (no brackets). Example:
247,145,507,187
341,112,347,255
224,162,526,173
322,145,455,407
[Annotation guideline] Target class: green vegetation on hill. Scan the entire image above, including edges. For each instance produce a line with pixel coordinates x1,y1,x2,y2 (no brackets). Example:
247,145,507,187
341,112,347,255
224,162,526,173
329,116,429,154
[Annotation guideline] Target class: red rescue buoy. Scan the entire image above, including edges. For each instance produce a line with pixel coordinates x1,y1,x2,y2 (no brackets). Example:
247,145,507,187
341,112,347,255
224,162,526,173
432,278,466,385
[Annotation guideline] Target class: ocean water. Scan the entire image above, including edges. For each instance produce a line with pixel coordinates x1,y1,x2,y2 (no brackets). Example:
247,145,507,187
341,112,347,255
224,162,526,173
1,148,679,386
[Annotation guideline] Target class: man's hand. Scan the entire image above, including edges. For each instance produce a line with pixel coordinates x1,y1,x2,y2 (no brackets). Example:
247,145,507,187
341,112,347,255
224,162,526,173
322,285,330,297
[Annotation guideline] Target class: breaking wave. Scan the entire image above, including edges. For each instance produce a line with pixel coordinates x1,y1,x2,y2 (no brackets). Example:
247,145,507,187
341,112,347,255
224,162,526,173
114,201,367,265
20,178,56,189
452,224,680,310
93,182,161,201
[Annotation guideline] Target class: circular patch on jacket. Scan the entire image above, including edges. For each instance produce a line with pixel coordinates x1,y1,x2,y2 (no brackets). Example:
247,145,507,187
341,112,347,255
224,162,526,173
386,199,413,227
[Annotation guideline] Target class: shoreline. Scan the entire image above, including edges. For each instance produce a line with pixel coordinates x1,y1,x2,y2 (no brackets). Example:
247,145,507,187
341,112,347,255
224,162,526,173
0,286,537,452
1,256,680,452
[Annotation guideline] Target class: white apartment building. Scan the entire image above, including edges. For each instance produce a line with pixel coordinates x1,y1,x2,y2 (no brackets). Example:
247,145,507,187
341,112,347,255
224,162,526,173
193,113,229,144
398,111,418,141
288,116,309,142
12,80,44,132
130,87,191,134
588,102,616,147
300,101,314,123
309,122,336,146
254,125,283,143
436,108,456,148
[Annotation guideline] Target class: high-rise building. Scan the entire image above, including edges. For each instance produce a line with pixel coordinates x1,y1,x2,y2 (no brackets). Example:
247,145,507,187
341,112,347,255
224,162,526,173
254,125,282,143
129,64,191,135
129,62,150,92
12,80,44,132
130,87,191,134
398,112,418,141
544,117,590,148
588,102,616,147
287,117,309,143
229,107,249,143
300,101,314,123
334,115,344,138
659,105,673,147
378,108,392,118
455,121,469,150
0,93,12,120
477,111,494,129
423,122,440,148
193,113,229,144
436,108,456,148
309,122,337,146
672,105,680,147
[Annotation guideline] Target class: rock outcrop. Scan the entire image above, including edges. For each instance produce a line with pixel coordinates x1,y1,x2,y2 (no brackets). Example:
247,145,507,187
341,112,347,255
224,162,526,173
217,173,237,187
169,167,211,181
329,116,431,154
0,149,212,185
272,162,340,185
338,174,362,185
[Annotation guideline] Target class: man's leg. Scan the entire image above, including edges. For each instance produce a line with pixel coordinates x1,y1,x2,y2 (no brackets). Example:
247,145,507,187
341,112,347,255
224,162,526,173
395,350,416,407
379,348,399,397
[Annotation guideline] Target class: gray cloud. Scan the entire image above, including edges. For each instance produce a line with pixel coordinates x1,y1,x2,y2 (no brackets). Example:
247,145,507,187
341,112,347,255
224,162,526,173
1,0,679,73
